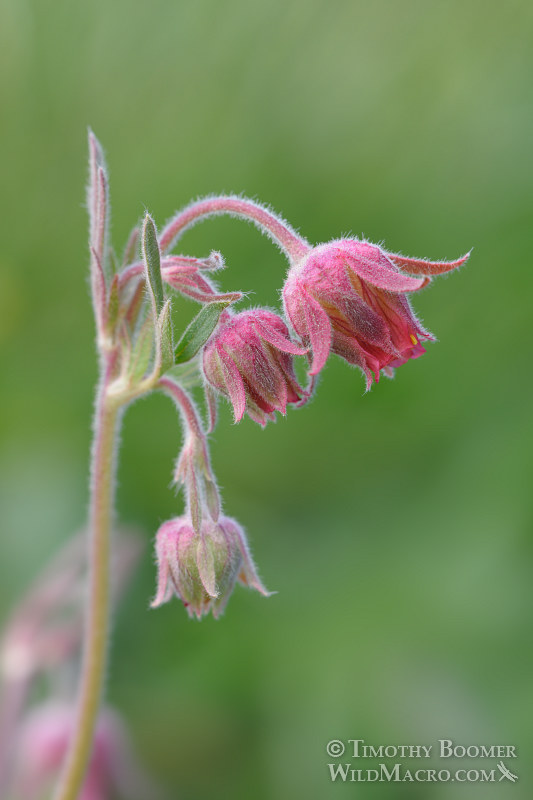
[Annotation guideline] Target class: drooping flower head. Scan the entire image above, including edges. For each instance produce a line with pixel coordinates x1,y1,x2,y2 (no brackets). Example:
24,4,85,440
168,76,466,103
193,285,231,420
202,308,308,425
152,515,269,619
13,703,152,800
283,239,469,388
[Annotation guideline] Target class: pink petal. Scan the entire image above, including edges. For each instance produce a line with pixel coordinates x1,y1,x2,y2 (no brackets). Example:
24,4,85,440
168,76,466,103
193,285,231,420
179,286,243,303
252,317,307,356
245,405,274,427
161,257,200,274
340,280,394,350
204,383,218,433
300,287,333,375
243,351,287,414
332,330,381,390
225,520,271,597
387,250,471,276
347,244,426,292
218,347,247,422
151,529,173,608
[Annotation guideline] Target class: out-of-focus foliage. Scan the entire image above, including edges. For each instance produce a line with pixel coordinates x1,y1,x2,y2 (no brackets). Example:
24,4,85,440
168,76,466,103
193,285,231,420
1,1,532,797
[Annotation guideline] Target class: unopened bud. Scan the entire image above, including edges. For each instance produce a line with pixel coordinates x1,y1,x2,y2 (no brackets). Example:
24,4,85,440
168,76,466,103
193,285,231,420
152,515,270,619
202,308,308,425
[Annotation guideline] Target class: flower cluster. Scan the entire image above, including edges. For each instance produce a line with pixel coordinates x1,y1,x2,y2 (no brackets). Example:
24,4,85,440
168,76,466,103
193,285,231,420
147,201,468,618
84,139,469,621
0,137,471,800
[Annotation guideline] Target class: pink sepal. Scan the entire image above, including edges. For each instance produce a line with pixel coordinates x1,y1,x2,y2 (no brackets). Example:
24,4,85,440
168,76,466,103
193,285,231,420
388,250,471,276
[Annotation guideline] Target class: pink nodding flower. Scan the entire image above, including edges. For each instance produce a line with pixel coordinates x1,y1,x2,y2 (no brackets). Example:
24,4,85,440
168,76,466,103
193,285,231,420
151,515,270,619
14,703,150,800
283,239,470,388
202,309,308,426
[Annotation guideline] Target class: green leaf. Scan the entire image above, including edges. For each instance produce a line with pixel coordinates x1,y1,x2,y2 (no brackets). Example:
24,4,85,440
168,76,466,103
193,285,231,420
128,314,154,382
105,274,120,335
142,214,164,314
156,298,174,375
174,301,231,365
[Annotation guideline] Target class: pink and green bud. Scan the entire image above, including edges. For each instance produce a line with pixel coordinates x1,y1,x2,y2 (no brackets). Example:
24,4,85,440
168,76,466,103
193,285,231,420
202,309,308,426
151,515,269,619
283,239,469,387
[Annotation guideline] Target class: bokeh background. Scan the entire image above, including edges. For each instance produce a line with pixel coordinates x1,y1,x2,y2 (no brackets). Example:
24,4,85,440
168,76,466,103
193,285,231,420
1,0,532,798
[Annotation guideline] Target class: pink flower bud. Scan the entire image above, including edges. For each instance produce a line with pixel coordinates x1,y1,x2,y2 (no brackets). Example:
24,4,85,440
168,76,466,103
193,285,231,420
283,239,469,387
13,703,150,800
162,252,242,304
151,515,270,619
202,309,308,425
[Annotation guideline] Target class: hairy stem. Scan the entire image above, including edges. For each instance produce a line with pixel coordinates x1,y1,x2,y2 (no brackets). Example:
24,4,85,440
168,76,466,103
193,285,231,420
53,355,122,800
159,375,203,439
159,196,311,263
158,376,221,523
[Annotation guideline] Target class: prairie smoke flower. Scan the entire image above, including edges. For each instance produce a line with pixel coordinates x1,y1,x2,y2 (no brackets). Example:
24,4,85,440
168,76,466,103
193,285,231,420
202,309,307,425
13,703,149,800
152,515,269,619
283,239,469,388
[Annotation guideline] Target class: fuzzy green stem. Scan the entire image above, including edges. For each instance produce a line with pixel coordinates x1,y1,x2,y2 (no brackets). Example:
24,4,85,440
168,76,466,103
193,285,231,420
53,357,121,800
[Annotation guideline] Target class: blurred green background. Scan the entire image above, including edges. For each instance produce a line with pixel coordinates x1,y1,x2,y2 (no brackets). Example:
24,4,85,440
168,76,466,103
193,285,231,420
1,0,532,797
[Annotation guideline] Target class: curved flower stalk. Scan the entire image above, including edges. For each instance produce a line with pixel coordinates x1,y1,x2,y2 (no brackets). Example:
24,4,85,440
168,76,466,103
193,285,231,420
159,374,222,533
35,134,469,800
156,376,269,617
161,196,469,392
159,195,311,262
